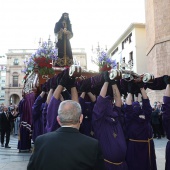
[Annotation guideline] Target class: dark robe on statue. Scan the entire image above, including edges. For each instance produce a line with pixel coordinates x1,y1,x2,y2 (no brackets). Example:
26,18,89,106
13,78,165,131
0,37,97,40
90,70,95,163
162,96,170,170
54,21,73,66
79,97,95,137
46,96,61,133
92,96,128,170
32,96,45,142
124,99,157,170
18,93,35,151
42,103,48,134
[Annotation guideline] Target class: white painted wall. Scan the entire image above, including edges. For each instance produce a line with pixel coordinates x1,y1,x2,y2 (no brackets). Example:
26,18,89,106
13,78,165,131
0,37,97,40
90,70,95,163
109,25,147,75
135,27,147,74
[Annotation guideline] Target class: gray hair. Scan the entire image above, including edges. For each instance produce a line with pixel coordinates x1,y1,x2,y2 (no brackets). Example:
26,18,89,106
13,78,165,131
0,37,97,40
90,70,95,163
58,100,82,125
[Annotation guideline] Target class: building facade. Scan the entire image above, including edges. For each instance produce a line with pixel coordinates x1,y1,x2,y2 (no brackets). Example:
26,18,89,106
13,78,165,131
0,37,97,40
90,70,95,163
107,23,147,75
145,0,170,103
4,48,87,106
72,48,87,69
5,49,35,106
0,55,7,104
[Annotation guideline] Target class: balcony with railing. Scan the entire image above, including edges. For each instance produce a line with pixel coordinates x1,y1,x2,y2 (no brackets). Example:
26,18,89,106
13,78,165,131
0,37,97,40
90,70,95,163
9,84,21,87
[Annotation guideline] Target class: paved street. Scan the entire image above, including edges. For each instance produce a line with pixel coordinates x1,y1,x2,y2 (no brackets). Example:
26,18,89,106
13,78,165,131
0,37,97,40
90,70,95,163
0,135,168,170
0,135,31,170
154,137,167,170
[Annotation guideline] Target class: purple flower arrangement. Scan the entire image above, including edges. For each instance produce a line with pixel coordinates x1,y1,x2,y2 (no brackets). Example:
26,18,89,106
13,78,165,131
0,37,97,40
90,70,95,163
92,51,117,72
22,41,58,75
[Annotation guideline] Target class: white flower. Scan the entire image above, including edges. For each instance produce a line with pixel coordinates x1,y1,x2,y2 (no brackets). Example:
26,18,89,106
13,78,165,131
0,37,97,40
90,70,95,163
41,53,45,57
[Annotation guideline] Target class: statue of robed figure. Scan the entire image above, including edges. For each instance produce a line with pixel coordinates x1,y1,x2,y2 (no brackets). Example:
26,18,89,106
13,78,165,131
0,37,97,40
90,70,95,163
54,13,73,67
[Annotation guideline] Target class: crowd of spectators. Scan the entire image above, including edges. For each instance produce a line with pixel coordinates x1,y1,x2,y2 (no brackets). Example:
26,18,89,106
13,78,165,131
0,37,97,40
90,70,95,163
0,103,20,135
151,101,165,139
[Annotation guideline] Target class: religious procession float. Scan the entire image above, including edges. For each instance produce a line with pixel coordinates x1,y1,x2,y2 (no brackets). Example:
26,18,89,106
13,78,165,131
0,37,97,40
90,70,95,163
18,37,167,152
22,39,167,96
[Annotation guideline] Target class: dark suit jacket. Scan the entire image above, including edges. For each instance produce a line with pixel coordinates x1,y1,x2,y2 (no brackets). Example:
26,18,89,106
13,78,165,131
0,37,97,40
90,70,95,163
27,127,105,170
0,111,13,130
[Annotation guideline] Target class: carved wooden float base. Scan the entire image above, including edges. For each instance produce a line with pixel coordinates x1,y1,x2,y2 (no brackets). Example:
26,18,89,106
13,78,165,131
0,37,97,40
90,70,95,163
38,67,99,85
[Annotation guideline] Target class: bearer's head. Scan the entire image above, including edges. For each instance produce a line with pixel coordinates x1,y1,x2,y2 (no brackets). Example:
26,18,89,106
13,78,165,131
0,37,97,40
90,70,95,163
57,100,83,129
132,101,143,115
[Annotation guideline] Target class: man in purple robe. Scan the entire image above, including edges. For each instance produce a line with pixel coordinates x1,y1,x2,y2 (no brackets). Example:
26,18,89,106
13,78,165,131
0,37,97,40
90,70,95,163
124,81,157,170
18,92,35,152
162,76,170,170
46,70,75,133
43,88,53,134
92,71,128,170
79,91,96,137
18,98,27,151
32,88,46,142
45,85,63,133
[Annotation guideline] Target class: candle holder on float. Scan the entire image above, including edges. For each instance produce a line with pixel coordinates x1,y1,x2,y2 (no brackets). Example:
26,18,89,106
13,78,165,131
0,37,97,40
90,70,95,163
91,42,116,73
109,57,154,83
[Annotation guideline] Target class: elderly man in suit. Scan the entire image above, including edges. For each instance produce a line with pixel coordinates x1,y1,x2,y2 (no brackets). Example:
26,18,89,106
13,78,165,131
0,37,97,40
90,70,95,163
1,105,18,148
27,74,105,170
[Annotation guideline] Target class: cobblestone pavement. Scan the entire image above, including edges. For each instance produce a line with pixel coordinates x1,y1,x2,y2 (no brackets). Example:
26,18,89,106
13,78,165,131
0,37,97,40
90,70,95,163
0,135,168,170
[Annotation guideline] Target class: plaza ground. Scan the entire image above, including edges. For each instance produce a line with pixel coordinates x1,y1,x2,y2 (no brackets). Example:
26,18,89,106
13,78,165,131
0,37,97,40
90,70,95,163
0,135,168,170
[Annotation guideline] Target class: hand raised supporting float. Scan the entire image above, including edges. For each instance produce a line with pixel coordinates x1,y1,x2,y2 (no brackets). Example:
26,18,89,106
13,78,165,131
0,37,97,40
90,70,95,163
69,65,82,78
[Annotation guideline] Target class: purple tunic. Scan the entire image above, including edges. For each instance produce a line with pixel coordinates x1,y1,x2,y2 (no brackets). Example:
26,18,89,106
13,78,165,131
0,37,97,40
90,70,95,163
18,93,35,150
42,103,48,134
32,96,44,142
92,95,128,170
79,97,95,137
18,98,29,150
125,99,157,170
162,96,170,170
46,96,61,132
